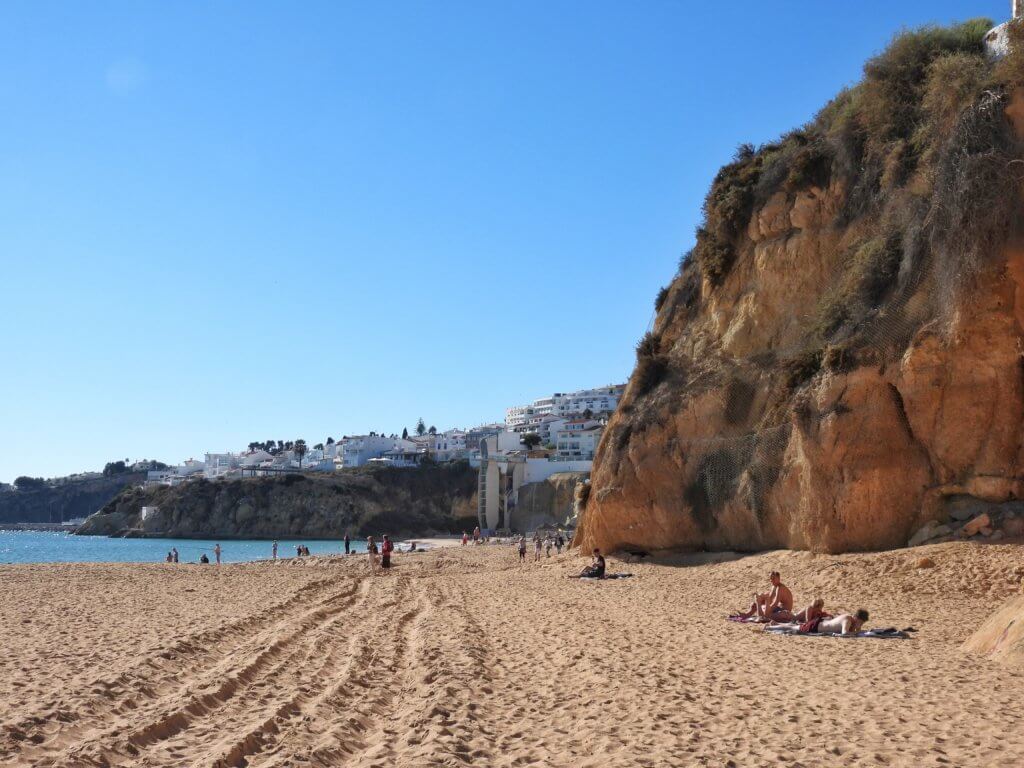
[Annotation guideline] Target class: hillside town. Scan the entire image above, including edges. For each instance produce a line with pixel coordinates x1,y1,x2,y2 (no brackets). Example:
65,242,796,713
140,382,622,477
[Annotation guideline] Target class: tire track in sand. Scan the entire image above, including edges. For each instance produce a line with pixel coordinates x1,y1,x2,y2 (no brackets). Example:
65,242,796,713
239,573,428,768
0,572,343,763
9,575,364,768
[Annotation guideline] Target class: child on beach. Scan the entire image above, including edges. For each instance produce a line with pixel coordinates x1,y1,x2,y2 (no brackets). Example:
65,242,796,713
367,536,380,573
518,536,527,562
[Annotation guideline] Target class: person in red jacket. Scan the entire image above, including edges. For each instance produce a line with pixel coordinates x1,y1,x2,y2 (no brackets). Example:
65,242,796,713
381,534,395,569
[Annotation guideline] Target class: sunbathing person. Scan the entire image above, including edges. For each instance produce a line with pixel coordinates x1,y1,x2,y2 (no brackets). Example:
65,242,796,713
817,609,869,635
736,571,794,621
791,598,828,624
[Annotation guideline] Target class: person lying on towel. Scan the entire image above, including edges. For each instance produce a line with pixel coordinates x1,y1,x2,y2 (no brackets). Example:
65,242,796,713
816,609,869,635
735,571,794,621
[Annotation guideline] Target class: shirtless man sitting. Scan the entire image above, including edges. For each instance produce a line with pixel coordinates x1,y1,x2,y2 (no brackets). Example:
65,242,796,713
736,571,794,621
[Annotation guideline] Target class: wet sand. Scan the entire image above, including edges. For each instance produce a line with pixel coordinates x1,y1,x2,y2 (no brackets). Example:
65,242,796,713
1,541,1023,767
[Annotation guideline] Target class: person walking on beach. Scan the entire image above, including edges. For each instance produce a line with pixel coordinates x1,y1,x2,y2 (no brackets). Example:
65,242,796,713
381,534,394,570
462,531,468,546
518,536,527,562
214,543,222,565
544,535,553,558
473,526,480,544
172,547,179,563
555,533,564,555
367,536,380,574
344,533,351,555
272,541,278,560
533,533,542,562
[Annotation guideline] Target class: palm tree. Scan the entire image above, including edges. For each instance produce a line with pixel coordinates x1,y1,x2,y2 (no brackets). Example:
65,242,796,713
294,439,308,469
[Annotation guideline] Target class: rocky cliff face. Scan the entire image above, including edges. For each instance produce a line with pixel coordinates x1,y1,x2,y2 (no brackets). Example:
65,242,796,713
509,472,587,532
77,463,478,539
578,20,1024,554
0,474,145,525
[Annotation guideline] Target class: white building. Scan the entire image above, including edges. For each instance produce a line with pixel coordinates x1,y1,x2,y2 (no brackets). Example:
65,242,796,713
205,453,243,479
554,419,604,461
506,384,625,427
339,434,402,468
433,428,467,462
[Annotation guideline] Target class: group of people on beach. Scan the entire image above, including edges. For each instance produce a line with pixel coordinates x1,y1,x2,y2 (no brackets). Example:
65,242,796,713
734,570,870,634
516,531,566,561
365,534,395,574
164,543,222,564
461,527,485,545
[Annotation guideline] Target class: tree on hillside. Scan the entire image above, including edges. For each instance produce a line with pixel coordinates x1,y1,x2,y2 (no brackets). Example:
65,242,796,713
428,425,437,435
521,433,542,450
14,476,46,491
103,461,128,477
314,442,324,451
326,437,335,446
416,418,426,436
402,427,409,439
294,439,308,469
583,408,593,419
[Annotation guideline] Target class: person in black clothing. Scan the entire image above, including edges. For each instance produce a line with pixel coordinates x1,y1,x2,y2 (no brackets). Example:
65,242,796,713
344,533,351,555
199,553,210,564
579,549,605,578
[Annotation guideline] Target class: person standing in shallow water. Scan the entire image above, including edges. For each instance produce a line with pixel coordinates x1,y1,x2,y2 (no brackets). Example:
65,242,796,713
214,543,222,565
272,540,278,560
344,533,351,555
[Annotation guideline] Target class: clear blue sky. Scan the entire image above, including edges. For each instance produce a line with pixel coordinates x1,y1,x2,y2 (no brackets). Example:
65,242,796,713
0,1,1007,482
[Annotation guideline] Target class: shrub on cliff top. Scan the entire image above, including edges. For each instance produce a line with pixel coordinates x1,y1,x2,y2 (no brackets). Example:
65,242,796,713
633,332,669,397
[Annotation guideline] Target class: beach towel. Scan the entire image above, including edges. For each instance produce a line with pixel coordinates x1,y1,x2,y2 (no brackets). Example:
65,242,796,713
765,623,911,639
573,573,634,580
727,615,769,623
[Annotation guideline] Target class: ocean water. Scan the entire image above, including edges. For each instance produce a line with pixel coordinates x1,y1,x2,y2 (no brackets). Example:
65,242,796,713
0,530,368,564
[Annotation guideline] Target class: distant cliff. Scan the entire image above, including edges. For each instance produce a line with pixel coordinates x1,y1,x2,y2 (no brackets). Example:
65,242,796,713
0,473,145,525
76,463,479,539
577,19,1024,554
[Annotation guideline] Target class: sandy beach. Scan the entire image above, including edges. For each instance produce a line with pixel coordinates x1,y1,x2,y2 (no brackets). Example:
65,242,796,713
1,542,1023,767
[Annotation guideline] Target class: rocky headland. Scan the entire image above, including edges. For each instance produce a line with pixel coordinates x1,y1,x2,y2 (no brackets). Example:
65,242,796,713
77,463,479,539
0,473,146,526
578,19,1024,554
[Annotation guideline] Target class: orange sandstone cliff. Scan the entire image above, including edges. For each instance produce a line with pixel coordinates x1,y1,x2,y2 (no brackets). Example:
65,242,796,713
577,20,1024,554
